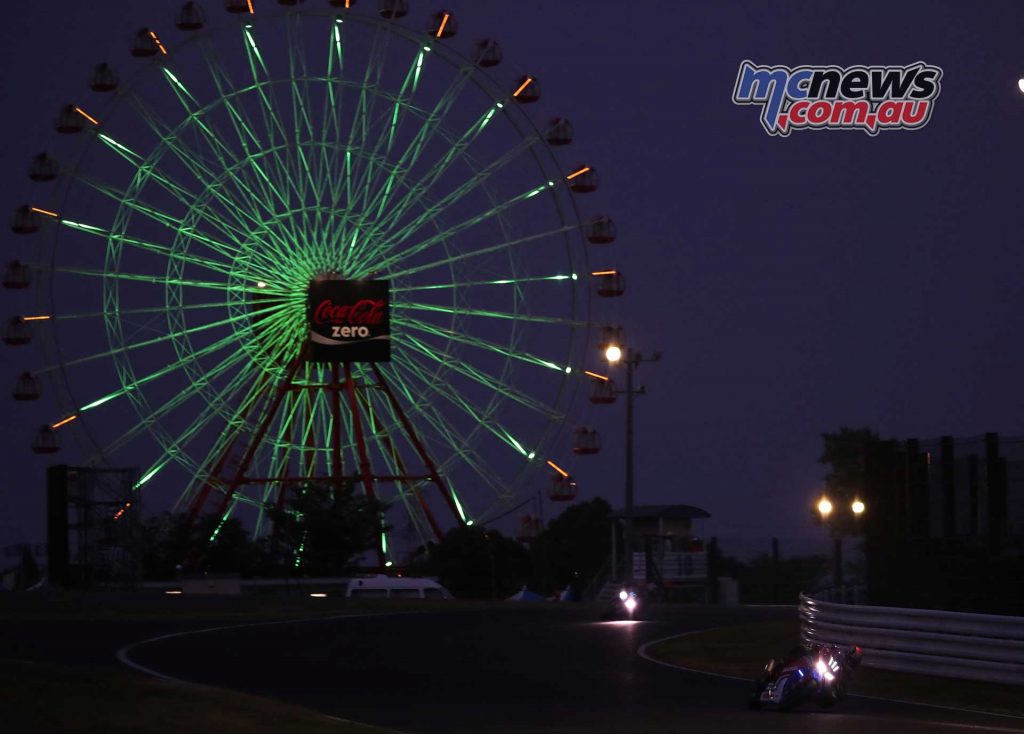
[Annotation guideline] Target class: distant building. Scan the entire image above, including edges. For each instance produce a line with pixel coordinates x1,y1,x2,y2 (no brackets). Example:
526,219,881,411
609,504,711,596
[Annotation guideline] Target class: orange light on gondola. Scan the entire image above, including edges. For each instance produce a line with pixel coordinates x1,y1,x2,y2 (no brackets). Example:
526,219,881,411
74,107,100,126
131,28,163,57
546,459,569,478
512,75,540,102
149,31,169,55
567,165,599,193
51,414,78,430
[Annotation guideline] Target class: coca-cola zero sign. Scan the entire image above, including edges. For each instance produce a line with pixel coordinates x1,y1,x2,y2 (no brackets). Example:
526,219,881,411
307,279,390,362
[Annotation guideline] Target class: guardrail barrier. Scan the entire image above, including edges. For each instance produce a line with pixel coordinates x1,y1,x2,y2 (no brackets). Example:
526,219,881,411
799,593,1024,685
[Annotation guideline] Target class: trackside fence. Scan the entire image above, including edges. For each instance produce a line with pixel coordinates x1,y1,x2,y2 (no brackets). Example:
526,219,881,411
799,593,1024,685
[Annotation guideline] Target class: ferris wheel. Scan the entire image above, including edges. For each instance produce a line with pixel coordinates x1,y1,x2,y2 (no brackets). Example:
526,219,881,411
4,0,624,566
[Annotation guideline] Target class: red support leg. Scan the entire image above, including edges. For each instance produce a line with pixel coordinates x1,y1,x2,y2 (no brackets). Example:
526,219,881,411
343,362,385,568
330,363,344,492
379,433,445,541
214,351,307,518
189,371,271,520
371,363,464,525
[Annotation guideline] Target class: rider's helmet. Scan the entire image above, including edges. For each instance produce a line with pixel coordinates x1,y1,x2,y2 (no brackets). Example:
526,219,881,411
847,645,863,668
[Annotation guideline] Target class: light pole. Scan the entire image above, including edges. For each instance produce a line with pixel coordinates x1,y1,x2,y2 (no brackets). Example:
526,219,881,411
605,344,661,581
816,494,866,593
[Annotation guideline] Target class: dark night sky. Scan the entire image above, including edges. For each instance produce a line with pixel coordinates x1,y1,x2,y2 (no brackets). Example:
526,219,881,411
3,1,1024,559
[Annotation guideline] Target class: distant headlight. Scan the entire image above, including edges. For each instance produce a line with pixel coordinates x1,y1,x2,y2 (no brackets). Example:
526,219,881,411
618,590,629,601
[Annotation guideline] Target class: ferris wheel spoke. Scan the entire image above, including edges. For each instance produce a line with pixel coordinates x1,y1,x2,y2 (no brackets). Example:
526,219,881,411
99,344,257,460
285,16,321,210
52,308,270,372
234,27,324,252
94,368,263,499
243,22,309,211
60,219,241,278
155,54,303,220
367,104,531,245
394,271,574,294
400,332,561,421
354,378,461,543
125,90,299,247
200,40,306,217
127,91,291,226
51,300,236,323
347,46,429,229
39,265,238,293
77,325,257,417
360,54,479,229
179,359,305,511
152,368,277,508
392,345,531,460
386,224,578,280
395,300,584,327
386,353,521,503
68,176,271,270
395,315,568,375
359,173,549,277
94,132,281,254
340,20,390,220
321,19,346,168
376,360,494,513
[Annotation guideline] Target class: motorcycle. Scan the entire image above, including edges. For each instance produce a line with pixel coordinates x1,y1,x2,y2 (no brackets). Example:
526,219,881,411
747,643,861,711
601,586,642,620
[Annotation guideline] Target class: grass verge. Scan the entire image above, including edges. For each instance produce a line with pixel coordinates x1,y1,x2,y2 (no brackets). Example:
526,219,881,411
645,618,1024,718
0,658,400,734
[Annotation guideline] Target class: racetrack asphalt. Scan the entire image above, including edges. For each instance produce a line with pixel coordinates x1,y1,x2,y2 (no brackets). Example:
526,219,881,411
120,603,1024,734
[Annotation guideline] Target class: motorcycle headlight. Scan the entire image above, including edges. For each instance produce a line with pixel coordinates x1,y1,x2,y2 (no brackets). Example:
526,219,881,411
618,590,628,601
815,658,834,682
624,598,637,612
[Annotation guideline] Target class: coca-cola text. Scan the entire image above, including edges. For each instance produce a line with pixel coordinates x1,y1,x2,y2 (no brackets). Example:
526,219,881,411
312,298,385,326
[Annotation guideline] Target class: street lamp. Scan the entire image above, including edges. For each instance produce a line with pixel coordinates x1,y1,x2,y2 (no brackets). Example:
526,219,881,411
604,340,661,581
